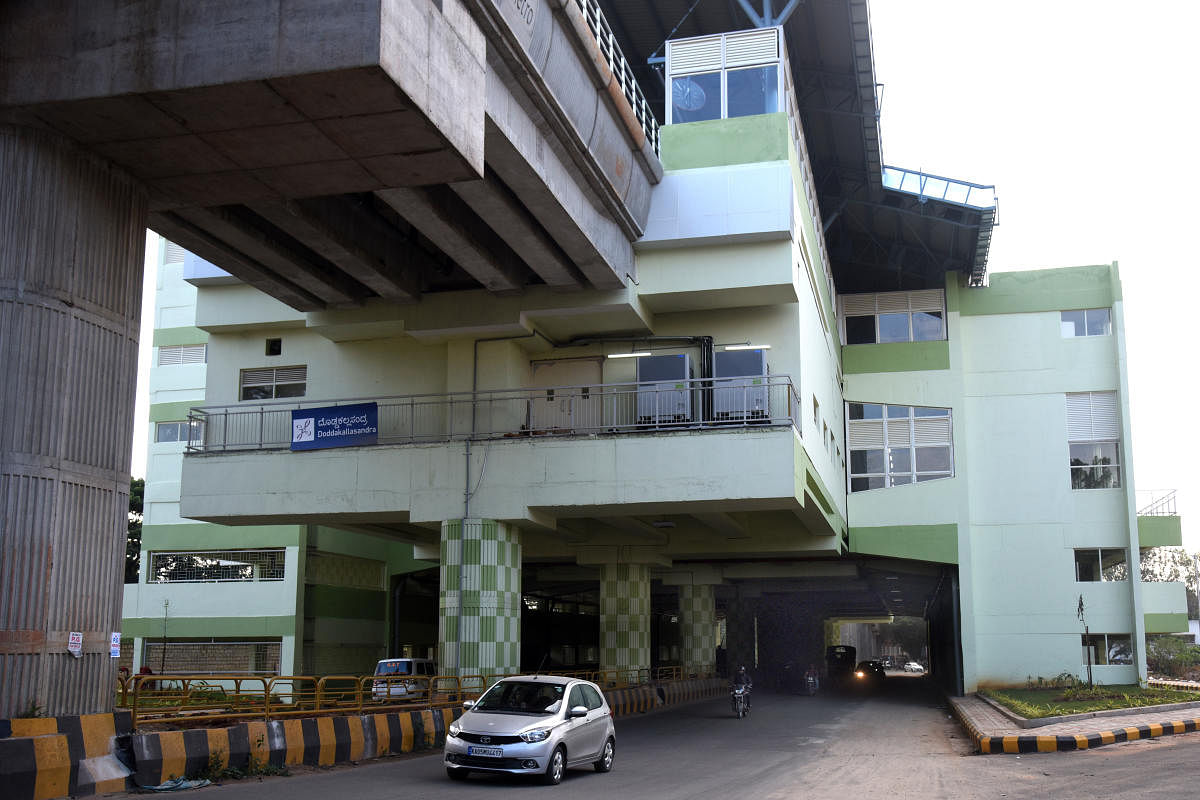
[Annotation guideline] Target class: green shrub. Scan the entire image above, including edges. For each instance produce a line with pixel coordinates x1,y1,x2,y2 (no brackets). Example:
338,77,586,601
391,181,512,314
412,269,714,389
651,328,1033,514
1146,635,1200,677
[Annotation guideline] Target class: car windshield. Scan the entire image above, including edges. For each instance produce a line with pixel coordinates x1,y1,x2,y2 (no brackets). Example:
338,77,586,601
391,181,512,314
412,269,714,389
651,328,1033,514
473,681,565,715
376,662,412,676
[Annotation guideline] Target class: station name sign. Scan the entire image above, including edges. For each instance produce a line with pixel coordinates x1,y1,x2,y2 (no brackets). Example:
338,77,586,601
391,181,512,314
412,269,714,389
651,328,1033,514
291,402,379,451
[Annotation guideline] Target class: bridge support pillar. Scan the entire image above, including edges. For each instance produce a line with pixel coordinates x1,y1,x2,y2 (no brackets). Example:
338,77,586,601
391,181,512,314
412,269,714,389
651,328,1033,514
438,519,522,677
679,584,716,677
0,126,146,717
597,563,652,678
725,595,759,676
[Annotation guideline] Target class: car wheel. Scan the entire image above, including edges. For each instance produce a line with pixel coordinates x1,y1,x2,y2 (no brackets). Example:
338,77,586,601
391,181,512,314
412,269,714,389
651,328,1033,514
542,746,566,785
446,767,470,781
593,738,615,773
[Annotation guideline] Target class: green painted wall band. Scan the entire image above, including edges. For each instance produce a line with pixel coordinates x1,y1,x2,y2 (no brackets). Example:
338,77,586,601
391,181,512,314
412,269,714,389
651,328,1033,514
659,113,790,170
842,340,951,374
120,615,295,638
1144,613,1189,634
1137,516,1183,548
152,326,210,347
849,523,959,564
148,401,201,424
142,523,305,550
957,264,1119,316
304,585,387,621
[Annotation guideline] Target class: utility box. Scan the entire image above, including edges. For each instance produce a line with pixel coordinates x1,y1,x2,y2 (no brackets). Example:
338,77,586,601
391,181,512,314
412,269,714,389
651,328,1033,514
636,354,693,424
713,349,769,421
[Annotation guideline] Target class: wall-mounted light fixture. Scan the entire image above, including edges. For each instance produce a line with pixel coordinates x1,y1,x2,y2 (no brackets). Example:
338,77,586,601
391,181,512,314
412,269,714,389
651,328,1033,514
724,344,771,351
606,351,652,359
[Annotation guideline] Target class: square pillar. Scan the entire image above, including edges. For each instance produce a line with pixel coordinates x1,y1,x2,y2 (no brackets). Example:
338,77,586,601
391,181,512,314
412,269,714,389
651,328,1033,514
439,519,521,676
599,563,651,677
679,584,716,676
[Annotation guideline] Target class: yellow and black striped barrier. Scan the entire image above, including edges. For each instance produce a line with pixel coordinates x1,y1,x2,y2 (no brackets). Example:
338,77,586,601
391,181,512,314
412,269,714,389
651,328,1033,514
976,718,1200,754
0,711,133,800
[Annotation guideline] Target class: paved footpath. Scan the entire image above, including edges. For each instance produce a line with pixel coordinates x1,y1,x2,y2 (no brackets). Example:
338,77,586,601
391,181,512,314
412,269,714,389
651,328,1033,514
950,692,1200,754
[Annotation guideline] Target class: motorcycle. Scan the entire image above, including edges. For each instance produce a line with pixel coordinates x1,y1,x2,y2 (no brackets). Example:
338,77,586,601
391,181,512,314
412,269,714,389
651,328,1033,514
730,683,750,718
805,674,818,696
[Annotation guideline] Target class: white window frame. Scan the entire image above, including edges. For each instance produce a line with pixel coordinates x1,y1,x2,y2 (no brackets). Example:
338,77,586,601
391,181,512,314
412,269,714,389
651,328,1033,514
1060,308,1112,338
1067,392,1121,490
846,403,954,492
1081,633,1133,666
154,420,203,444
839,290,947,345
240,365,307,401
665,29,784,125
1072,548,1128,582
157,344,207,366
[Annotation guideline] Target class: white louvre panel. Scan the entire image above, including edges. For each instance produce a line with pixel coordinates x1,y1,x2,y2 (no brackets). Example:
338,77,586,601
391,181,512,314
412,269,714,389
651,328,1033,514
180,344,206,364
909,289,944,312
669,37,723,75
875,292,910,313
914,417,952,444
841,294,876,316
274,366,307,383
241,368,275,387
158,346,182,366
848,420,884,449
1090,391,1120,438
164,242,187,264
1066,392,1094,440
724,29,778,67
886,420,912,446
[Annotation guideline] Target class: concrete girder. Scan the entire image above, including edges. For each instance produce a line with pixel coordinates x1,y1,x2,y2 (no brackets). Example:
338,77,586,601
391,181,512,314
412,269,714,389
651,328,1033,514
148,211,326,312
375,185,530,294
693,512,749,539
596,516,671,545
450,172,588,290
248,197,423,303
172,205,369,307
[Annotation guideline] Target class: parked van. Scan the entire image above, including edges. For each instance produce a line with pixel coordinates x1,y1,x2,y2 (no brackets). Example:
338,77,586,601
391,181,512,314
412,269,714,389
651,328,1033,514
372,657,436,700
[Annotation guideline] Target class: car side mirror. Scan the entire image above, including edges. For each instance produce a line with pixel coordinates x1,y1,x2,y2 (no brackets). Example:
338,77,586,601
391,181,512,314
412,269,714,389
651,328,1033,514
462,700,475,710
568,705,588,718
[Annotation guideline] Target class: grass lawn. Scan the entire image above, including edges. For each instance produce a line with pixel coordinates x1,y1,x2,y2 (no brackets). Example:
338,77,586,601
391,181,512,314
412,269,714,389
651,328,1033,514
980,685,1200,719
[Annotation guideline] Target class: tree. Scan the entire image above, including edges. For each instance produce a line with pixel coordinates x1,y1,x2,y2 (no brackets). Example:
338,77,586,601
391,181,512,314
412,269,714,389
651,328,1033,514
882,616,927,660
1140,547,1199,618
125,478,144,583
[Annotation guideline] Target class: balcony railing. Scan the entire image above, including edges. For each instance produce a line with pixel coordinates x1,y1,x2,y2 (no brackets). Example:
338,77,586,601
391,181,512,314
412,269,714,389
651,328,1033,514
575,0,660,155
1137,489,1178,516
185,375,799,454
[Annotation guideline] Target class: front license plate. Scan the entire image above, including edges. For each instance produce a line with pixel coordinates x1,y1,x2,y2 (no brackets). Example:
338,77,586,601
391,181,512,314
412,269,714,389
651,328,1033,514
467,746,503,758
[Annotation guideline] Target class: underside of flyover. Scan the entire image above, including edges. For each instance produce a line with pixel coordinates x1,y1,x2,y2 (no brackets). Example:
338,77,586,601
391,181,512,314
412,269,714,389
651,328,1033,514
388,553,963,695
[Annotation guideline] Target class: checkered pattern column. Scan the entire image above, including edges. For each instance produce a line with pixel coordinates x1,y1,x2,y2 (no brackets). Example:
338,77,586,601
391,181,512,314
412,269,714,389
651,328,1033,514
439,519,522,677
599,563,651,675
679,584,716,675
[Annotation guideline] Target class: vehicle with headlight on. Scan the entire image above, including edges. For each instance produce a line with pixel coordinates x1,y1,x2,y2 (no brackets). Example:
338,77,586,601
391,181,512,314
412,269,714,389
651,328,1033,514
444,675,615,785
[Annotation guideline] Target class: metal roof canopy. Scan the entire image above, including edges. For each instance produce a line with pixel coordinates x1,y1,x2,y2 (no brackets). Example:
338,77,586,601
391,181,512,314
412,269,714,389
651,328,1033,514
599,0,995,292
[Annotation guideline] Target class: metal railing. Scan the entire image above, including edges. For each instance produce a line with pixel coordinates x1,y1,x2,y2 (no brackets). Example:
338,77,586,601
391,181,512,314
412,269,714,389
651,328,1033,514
116,666,705,728
574,0,660,155
882,166,997,209
186,375,799,454
1137,489,1178,516
148,549,286,583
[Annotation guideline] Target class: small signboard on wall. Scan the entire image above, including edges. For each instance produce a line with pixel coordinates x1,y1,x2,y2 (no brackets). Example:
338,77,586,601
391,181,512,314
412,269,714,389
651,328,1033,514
68,631,83,658
291,402,379,451
110,632,121,658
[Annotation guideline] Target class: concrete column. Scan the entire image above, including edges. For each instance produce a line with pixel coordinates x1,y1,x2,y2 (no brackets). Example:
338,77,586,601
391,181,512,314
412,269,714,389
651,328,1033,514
678,584,716,677
598,563,652,677
0,126,146,717
726,595,758,676
438,519,522,676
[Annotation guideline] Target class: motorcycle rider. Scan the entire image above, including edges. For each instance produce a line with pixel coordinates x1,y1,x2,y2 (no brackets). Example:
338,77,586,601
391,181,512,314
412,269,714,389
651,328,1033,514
804,663,820,693
732,665,753,709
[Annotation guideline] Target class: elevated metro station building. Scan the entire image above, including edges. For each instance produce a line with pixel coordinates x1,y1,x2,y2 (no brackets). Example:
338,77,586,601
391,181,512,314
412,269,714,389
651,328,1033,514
1,1,1185,714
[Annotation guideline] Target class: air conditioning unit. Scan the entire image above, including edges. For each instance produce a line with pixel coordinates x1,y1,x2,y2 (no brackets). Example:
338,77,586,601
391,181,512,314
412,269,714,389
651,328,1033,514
713,349,768,421
636,354,693,424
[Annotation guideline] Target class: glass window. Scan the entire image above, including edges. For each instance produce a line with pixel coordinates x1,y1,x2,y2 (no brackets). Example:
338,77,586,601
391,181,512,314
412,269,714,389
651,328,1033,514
1106,635,1133,665
914,407,949,418
1061,310,1085,337
671,72,721,123
889,447,912,473
848,403,883,420
878,313,910,343
726,65,779,118
848,403,952,491
890,475,913,486
1070,442,1121,489
1074,549,1101,581
1085,308,1111,336
1100,549,1128,581
1061,308,1111,337
913,311,944,341
155,421,183,443
845,316,876,345
240,366,307,401
1082,633,1132,666
886,405,909,418
851,476,885,492
850,449,885,474
915,446,952,472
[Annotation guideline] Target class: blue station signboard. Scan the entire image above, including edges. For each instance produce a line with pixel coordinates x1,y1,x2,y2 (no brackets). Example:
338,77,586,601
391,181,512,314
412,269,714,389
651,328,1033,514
291,402,379,451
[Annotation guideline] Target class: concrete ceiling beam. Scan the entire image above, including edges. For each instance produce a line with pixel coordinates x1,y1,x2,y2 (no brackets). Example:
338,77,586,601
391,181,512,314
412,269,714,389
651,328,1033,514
248,196,423,303
148,210,326,312
375,185,530,294
173,205,369,307
596,516,670,545
693,512,749,539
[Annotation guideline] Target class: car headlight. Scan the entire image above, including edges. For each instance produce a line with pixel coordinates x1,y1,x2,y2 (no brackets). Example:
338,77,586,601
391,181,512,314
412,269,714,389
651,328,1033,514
855,671,865,678
519,729,550,743
448,721,461,738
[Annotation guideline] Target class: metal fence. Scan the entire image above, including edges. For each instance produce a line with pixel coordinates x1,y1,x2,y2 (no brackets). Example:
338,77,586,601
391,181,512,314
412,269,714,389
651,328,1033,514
148,549,286,583
1137,489,1178,517
186,375,799,454
117,666,693,729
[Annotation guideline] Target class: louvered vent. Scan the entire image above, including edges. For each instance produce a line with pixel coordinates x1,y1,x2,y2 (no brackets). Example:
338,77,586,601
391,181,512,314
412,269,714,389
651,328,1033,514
875,293,910,313
274,366,308,384
909,290,945,311
164,242,187,264
1067,392,1119,440
841,295,876,316
848,420,884,449
158,344,206,366
669,37,723,74
725,29,778,67
914,418,951,444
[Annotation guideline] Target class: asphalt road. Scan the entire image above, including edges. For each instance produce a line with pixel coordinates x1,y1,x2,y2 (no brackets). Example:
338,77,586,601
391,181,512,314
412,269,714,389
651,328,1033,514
134,675,1200,800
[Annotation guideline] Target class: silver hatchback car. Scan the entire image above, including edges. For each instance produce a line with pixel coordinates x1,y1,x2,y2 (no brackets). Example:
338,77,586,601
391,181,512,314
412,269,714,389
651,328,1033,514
443,675,616,785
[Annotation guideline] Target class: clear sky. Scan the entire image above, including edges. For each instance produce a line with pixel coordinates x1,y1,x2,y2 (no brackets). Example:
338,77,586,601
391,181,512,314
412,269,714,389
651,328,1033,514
129,0,1198,547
